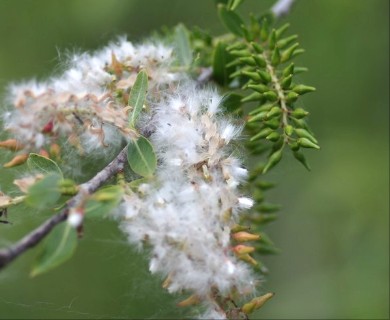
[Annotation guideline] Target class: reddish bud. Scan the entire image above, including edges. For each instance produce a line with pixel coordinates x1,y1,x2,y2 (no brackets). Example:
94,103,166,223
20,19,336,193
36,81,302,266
0,139,24,151
49,143,61,159
233,244,255,255
39,149,50,158
232,231,260,242
3,154,28,168
177,295,200,307
42,120,54,133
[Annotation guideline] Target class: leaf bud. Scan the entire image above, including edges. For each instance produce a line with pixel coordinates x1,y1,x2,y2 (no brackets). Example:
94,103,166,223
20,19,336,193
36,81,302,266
293,151,311,170
281,74,293,89
294,66,309,74
39,149,49,159
241,70,261,81
239,56,257,66
233,244,256,255
226,59,242,68
291,108,309,119
248,111,267,123
3,154,29,168
269,29,277,50
0,139,24,151
284,124,294,136
289,141,300,151
275,23,290,38
295,128,318,143
271,46,281,66
49,143,61,159
250,42,264,53
266,106,282,118
264,118,280,129
298,137,320,149
293,84,316,95
263,91,278,102
230,49,251,57
241,24,253,42
285,91,299,104
260,18,270,41
252,54,266,67
258,70,272,83
292,48,305,58
282,62,294,77
241,92,263,103
231,224,251,233
247,83,269,93
262,148,283,173
281,43,299,63
266,132,280,142
250,127,273,141
42,120,54,134
277,34,298,49
238,253,258,265
232,231,260,242
227,42,247,51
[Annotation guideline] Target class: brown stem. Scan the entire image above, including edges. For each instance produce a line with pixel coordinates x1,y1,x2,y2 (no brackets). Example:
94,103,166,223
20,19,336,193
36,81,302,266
0,147,128,270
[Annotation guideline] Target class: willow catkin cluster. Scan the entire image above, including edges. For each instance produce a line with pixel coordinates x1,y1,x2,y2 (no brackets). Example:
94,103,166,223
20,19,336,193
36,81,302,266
117,82,257,317
1,39,259,318
2,39,182,156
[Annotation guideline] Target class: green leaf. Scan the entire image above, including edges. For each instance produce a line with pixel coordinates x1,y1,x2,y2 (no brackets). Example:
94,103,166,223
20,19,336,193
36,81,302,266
128,70,148,128
213,42,235,86
85,185,124,219
127,136,157,178
31,222,77,277
228,0,245,11
174,24,192,67
25,174,61,210
218,4,245,37
27,153,63,178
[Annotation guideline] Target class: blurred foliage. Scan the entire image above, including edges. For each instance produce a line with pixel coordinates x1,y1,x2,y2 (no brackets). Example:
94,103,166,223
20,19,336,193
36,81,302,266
0,0,388,319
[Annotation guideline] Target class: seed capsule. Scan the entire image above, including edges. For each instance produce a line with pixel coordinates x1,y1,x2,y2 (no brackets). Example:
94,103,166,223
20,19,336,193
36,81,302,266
3,154,29,168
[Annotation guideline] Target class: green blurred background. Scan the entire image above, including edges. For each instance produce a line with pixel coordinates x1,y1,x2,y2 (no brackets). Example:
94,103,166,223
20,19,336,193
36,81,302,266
0,0,388,318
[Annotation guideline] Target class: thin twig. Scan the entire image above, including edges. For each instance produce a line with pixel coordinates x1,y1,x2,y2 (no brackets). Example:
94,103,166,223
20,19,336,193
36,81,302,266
0,147,128,270
271,0,295,18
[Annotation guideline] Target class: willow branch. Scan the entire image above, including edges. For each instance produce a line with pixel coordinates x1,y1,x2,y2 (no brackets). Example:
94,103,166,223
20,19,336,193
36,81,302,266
0,147,128,270
271,0,295,18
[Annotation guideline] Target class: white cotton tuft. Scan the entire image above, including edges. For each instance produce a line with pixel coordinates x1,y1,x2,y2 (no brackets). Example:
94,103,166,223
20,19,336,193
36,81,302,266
238,197,254,209
116,81,257,312
2,38,183,162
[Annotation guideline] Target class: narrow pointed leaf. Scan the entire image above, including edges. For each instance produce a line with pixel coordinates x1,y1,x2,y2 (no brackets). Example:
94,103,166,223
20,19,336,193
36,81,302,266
31,223,77,277
128,71,148,128
213,42,235,85
218,4,245,37
127,136,157,178
174,24,192,67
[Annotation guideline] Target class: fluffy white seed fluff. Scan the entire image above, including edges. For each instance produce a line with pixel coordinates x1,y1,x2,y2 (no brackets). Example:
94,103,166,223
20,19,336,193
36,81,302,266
116,82,256,316
3,38,182,154
2,38,257,318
